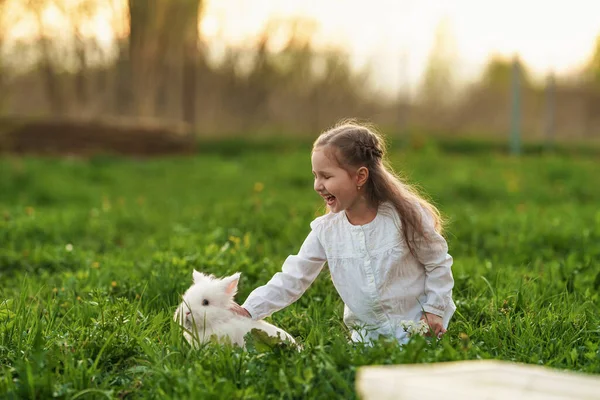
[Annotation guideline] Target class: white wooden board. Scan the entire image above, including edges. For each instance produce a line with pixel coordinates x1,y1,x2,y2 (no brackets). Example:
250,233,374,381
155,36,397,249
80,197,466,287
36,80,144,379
356,360,600,400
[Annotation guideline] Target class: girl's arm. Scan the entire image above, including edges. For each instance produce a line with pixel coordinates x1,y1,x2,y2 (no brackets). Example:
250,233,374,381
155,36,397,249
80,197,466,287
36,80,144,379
414,208,455,318
241,229,327,320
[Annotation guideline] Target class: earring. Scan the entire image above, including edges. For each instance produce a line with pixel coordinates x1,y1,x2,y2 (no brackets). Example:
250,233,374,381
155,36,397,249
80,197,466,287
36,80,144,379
357,186,361,190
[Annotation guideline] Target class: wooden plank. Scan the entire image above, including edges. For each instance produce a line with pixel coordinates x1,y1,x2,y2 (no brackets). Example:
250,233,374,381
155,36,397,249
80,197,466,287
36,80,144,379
356,360,600,400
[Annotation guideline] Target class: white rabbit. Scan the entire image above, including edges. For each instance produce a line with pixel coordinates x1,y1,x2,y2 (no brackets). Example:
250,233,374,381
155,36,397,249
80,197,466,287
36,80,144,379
174,270,297,348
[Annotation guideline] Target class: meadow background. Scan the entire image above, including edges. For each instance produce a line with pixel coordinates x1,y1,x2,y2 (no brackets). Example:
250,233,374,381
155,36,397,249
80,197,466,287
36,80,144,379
1,137,599,399
1,0,600,398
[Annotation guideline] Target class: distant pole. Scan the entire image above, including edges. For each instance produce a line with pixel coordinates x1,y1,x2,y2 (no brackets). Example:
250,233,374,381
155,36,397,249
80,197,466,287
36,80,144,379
510,56,522,155
544,72,556,149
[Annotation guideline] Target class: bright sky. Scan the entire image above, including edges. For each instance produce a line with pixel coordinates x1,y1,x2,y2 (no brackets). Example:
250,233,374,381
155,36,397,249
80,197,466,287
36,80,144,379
3,0,599,95
199,0,600,94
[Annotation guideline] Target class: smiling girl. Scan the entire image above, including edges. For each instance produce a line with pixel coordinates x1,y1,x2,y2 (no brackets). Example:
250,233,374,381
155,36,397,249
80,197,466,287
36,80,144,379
233,121,455,344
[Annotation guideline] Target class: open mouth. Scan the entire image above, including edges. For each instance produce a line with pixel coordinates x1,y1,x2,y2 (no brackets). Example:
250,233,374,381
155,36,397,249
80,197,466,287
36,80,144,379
323,194,336,206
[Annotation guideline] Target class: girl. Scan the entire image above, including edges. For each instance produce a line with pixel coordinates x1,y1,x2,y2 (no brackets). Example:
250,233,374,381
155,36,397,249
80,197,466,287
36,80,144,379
233,121,455,344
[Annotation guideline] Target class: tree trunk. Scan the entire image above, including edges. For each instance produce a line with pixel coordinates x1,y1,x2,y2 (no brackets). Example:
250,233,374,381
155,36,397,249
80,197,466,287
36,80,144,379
39,37,65,115
127,0,202,121
32,2,65,116
0,1,5,113
74,36,88,110
114,42,131,116
128,0,163,118
181,1,201,126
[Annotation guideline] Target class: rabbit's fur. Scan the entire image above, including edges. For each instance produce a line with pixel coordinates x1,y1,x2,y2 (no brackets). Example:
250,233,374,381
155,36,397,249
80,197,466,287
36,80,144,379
174,270,296,348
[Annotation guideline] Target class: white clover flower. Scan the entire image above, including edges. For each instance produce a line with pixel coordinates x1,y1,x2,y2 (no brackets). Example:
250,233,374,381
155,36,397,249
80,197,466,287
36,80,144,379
400,319,430,337
65,244,73,252
413,319,430,335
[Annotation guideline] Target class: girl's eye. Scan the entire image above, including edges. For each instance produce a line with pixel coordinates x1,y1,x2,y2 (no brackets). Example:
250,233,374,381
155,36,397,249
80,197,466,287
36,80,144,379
202,299,209,306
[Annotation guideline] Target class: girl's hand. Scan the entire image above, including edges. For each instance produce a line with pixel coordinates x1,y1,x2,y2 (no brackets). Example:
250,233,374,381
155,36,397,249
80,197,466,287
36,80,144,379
420,312,446,338
230,303,251,318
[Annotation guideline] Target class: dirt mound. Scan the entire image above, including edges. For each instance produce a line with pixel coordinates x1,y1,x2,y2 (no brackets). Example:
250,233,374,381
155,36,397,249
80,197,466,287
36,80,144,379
0,116,196,157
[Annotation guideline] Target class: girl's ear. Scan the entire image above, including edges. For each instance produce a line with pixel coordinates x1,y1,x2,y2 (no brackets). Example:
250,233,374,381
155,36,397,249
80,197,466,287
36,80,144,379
356,166,369,187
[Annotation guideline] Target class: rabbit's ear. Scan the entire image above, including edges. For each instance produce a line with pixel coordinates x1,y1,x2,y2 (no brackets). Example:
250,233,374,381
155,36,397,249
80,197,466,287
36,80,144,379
221,272,241,296
193,270,208,283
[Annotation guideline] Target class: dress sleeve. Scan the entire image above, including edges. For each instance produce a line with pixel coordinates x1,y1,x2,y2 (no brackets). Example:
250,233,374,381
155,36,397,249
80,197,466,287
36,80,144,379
413,206,455,317
241,224,327,320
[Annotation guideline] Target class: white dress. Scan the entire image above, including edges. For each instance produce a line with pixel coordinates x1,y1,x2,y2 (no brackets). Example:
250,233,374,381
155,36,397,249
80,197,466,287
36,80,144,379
242,202,456,344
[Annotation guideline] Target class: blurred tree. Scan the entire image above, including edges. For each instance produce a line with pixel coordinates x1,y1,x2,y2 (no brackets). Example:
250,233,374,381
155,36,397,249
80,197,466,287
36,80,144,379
0,0,6,113
418,17,457,110
27,0,66,115
586,35,600,87
128,0,168,117
211,15,374,132
0,2,381,134
110,0,131,115
480,55,532,91
582,35,600,136
54,0,100,111
450,55,538,136
179,0,202,126
128,0,203,121
72,2,95,110
247,18,318,123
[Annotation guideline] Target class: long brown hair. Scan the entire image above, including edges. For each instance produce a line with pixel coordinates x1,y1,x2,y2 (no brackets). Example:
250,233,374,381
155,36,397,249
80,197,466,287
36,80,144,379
313,120,444,256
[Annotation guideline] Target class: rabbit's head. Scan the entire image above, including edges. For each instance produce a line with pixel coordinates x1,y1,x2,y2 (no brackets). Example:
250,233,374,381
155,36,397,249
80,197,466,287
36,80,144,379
174,270,241,331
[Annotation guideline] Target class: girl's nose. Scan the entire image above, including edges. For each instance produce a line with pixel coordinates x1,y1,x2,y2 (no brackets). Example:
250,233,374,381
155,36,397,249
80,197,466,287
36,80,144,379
314,179,323,192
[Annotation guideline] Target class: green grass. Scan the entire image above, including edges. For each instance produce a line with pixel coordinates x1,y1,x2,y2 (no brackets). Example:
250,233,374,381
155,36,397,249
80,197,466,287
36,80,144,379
1,142,599,399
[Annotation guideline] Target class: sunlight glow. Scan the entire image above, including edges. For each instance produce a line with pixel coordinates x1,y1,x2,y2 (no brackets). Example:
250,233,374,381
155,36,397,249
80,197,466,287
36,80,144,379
2,0,599,92
200,0,600,90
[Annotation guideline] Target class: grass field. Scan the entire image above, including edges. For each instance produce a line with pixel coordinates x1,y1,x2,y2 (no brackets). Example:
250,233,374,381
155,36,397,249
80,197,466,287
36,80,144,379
1,140,599,399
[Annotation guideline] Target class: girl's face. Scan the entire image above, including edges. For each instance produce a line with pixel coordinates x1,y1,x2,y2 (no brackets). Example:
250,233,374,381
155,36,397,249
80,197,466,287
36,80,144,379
311,147,361,214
